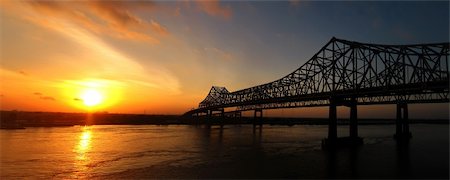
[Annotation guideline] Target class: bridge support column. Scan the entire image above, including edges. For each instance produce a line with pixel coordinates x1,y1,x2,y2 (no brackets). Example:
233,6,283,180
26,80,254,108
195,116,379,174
322,97,363,149
206,110,212,125
254,109,263,126
396,104,402,137
349,99,358,139
395,103,412,140
402,104,409,137
220,108,225,127
328,100,337,140
235,111,242,118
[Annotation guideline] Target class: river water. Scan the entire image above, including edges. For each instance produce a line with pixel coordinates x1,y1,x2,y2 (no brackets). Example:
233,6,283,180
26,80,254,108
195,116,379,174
0,124,448,179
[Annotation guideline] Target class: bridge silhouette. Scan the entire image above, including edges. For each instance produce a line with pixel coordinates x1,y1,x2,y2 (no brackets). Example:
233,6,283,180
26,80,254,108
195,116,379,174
184,37,449,146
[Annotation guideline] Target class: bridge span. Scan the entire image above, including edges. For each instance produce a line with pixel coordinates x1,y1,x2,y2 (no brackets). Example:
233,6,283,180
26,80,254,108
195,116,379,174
184,37,449,146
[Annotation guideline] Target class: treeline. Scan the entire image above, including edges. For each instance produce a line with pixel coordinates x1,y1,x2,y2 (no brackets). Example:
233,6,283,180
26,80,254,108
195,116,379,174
0,111,183,127
0,110,447,127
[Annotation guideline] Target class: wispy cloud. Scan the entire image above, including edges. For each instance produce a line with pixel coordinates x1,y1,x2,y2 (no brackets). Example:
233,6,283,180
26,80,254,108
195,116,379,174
40,96,56,101
1,1,185,95
33,92,55,101
196,0,232,20
204,47,233,61
9,1,169,44
150,20,169,36
18,70,27,76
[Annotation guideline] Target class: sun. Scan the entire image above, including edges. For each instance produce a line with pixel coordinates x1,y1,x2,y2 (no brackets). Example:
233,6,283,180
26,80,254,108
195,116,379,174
61,79,122,111
80,89,103,107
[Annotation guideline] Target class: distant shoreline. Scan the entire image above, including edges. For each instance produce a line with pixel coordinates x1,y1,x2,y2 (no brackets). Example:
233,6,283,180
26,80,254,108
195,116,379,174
0,110,448,128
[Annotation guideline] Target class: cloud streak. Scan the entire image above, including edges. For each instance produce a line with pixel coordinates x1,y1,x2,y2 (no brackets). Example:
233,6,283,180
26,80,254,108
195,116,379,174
33,92,56,101
40,96,55,101
19,1,169,44
204,47,233,61
196,0,232,20
2,1,181,93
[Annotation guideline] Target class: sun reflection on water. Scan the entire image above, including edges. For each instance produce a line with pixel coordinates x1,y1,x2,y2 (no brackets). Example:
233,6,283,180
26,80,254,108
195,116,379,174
77,127,92,160
73,126,93,177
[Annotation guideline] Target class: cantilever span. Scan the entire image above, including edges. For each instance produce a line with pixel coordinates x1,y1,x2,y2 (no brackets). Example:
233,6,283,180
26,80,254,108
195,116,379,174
185,37,449,116
186,38,449,115
184,37,449,146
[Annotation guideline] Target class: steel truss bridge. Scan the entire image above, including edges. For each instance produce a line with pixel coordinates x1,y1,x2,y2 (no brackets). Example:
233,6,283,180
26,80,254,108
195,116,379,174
184,37,449,145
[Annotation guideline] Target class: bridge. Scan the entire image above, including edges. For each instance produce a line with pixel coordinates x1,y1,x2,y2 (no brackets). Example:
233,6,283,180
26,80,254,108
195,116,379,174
184,37,449,146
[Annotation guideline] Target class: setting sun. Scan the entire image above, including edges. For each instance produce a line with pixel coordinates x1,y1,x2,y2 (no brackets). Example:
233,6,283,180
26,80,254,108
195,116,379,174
80,89,103,107
57,79,122,111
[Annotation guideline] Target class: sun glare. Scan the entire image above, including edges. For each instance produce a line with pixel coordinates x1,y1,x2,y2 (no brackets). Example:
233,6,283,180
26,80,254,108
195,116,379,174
80,89,103,107
60,79,122,111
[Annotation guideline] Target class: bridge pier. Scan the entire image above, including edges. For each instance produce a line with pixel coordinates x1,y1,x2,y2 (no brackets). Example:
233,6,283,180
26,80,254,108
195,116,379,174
394,103,412,140
212,108,225,125
328,99,337,140
322,97,363,149
235,111,242,118
205,110,212,125
254,109,263,126
207,110,212,117
349,99,358,138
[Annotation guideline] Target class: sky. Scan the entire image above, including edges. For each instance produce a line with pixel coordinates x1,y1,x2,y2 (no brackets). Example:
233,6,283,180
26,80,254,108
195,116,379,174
0,1,449,118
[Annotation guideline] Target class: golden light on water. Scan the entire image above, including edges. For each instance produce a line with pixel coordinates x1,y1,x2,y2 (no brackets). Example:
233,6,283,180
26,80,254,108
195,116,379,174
76,127,92,160
73,126,93,178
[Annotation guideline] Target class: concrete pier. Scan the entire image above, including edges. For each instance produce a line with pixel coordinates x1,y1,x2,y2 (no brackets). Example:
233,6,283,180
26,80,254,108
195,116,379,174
253,109,263,126
323,97,363,149
349,99,358,138
394,103,412,140
328,99,337,140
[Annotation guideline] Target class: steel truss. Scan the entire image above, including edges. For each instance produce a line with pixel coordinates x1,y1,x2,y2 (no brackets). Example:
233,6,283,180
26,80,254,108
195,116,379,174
185,37,449,116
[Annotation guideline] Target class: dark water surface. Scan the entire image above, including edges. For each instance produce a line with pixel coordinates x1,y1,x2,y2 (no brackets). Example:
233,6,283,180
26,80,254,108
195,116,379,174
1,124,448,179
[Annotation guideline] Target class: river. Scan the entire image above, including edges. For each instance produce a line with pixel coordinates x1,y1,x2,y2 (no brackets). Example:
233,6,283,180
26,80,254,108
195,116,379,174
1,124,448,179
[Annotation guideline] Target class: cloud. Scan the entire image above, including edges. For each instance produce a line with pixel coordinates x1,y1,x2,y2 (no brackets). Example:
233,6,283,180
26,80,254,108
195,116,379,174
73,98,82,101
150,20,169,35
18,70,27,76
204,47,233,61
10,1,168,44
196,0,232,20
174,7,181,17
3,1,234,44
87,1,145,28
2,1,181,94
32,91,55,101
40,96,55,101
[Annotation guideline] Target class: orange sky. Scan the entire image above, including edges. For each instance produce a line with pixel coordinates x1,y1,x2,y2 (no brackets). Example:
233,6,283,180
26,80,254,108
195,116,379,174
0,1,228,114
0,1,448,118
